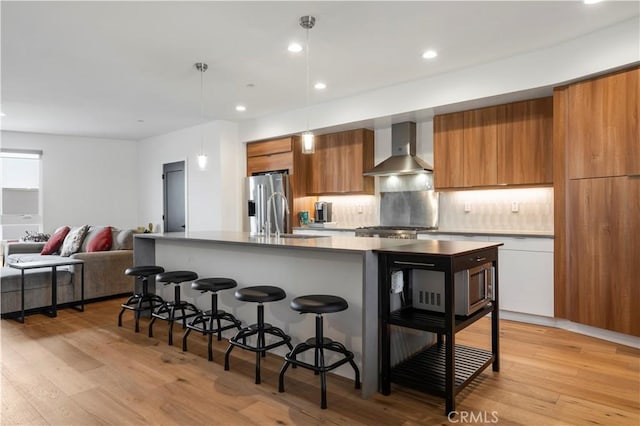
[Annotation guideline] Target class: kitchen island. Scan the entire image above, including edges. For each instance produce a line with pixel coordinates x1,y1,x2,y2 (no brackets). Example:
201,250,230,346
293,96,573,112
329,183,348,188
134,231,501,404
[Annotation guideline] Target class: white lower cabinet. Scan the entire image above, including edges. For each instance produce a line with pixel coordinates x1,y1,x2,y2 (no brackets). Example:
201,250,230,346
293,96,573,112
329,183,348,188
488,237,554,317
418,233,554,317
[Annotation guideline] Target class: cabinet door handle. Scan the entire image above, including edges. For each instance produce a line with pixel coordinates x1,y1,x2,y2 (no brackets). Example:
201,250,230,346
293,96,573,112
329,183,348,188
394,261,436,267
475,257,487,262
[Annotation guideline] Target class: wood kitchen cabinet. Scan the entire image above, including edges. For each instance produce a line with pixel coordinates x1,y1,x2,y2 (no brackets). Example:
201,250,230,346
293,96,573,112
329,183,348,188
463,106,498,187
246,137,294,176
567,67,639,179
498,97,553,185
554,66,640,337
307,128,375,195
568,176,640,336
433,112,464,188
434,97,553,190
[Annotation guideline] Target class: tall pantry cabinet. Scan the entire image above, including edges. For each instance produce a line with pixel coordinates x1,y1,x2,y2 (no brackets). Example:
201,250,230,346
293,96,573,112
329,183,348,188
554,66,639,336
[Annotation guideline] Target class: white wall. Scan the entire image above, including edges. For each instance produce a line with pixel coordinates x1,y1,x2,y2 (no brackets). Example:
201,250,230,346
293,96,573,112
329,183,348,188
136,120,242,232
0,131,138,232
240,17,639,142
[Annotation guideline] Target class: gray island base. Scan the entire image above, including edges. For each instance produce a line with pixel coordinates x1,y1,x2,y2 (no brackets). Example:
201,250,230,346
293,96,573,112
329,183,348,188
134,231,501,406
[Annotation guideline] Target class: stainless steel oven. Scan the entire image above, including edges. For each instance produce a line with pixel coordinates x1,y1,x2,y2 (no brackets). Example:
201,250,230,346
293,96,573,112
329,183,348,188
411,262,494,316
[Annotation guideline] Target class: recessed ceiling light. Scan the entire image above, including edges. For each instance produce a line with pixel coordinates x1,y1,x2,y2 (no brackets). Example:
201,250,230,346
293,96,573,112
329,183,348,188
422,50,438,59
288,43,303,53
236,105,247,112
0,112,6,117
314,82,327,90
583,0,602,4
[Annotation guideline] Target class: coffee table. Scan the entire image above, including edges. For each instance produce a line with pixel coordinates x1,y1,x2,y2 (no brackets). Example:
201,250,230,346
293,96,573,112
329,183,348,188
6,257,85,323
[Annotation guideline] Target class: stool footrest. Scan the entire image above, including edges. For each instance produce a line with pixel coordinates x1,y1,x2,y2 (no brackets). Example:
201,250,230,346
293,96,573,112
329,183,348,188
284,342,355,372
228,326,291,353
186,313,241,335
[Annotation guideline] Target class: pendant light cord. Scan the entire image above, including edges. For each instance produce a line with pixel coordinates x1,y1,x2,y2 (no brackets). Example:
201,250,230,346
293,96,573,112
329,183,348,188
305,26,310,132
200,61,204,155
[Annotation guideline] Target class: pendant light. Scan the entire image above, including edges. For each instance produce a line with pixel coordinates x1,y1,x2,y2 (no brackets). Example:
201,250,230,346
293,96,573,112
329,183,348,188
195,62,208,170
300,15,315,154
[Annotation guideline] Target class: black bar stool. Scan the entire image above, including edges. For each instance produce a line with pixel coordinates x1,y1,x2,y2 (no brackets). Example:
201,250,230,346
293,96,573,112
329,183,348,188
224,285,293,384
148,270,200,345
182,277,242,361
119,265,165,332
278,294,360,409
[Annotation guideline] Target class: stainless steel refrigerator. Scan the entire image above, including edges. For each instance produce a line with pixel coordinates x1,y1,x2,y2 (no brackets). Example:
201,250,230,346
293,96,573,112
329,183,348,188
246,172,290,235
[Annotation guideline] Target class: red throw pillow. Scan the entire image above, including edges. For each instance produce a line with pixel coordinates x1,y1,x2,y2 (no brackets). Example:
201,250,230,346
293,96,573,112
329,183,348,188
87,226,112,252
41,226,70,255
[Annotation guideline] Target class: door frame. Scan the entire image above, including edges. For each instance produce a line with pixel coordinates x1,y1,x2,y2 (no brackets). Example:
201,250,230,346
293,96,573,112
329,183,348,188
162,158,189,232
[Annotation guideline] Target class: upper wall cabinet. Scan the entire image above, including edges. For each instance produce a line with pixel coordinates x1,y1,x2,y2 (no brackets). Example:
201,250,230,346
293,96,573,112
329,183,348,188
462,106,499,187
246,137,294,176
434,97,553,190
433,112,464,188
307,128,375,195
498,97,553,185
567,67,639,179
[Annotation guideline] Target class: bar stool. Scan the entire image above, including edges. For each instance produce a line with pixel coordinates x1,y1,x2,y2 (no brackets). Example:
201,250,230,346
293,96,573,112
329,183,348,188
182,277,242,361
118,265,165,332
224,285,293,384
278,294,360,409
148,270,200,345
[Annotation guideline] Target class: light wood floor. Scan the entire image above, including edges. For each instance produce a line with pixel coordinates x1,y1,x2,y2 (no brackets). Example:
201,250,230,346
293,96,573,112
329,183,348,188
1,298,638,425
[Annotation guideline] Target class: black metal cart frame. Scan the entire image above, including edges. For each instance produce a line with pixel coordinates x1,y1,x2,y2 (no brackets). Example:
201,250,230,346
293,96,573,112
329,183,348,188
378,246,500,416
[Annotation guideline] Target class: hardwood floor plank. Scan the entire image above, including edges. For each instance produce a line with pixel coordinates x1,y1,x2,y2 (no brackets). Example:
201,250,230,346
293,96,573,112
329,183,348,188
1,298,638,426
0,372,47,425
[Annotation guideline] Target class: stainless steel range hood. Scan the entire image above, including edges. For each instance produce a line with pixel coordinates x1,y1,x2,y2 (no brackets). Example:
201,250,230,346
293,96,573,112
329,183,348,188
363,121,433,176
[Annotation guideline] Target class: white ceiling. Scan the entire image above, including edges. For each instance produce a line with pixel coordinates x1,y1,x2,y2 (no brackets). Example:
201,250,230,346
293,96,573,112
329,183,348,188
1,1,638,141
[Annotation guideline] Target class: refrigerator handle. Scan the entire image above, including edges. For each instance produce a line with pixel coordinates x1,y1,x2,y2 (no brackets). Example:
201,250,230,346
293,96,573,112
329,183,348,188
257,184,265,234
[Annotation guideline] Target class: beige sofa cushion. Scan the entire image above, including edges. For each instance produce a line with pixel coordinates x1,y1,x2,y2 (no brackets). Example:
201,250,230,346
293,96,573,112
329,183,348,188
111,228,134,250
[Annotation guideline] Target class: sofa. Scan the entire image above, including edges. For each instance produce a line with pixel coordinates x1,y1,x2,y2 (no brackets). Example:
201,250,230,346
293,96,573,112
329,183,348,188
1,226,135,316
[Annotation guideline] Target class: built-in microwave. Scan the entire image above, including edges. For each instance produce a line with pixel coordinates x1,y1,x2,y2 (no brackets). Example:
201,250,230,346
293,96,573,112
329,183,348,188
411,263,494,316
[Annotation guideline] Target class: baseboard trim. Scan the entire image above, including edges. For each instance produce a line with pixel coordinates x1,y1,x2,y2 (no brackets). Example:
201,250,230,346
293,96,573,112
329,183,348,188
500,310,640,349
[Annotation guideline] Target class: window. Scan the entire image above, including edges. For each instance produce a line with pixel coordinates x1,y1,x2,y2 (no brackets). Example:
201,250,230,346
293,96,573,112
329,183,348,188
0,149,43,240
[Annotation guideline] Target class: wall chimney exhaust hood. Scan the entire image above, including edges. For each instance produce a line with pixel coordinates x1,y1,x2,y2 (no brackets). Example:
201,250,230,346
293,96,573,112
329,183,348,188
363,121,433,176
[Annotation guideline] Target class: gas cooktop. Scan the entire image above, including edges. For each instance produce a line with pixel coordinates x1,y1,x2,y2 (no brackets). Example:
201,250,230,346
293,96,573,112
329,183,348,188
356,226,438,231
355,226,438,239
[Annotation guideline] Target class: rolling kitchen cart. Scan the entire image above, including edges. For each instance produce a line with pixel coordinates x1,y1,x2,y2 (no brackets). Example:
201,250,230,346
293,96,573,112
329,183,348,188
377,241,501,416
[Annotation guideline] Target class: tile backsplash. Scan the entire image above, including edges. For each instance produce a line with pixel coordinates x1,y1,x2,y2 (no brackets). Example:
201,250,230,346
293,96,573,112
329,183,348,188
318,195,378,228
315,187,553,233
438,187,553,232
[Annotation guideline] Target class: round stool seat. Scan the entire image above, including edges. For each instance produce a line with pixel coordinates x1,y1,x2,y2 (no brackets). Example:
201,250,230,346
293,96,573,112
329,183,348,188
192,277,237,293
290,295,348,314
125,265,165,277
235,285,286,303
156,270,198,284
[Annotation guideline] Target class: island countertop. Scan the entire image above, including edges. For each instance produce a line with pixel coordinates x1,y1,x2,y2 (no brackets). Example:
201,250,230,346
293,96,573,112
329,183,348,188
135,231,501,255
133,230,503,399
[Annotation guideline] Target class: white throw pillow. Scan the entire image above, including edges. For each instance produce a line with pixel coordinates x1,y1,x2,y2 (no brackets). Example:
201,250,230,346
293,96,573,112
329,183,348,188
60,225,89,257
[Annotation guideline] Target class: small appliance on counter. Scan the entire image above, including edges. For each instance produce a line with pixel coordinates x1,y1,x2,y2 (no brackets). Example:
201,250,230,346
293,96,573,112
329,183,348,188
314,201,332,223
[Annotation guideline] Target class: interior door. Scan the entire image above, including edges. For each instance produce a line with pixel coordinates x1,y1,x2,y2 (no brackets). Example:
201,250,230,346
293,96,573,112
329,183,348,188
163,161,185,232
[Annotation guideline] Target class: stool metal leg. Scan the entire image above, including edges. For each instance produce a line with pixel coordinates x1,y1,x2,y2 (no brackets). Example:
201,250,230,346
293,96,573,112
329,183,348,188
317,315,328,409
256,303,264,384
279,311,360,409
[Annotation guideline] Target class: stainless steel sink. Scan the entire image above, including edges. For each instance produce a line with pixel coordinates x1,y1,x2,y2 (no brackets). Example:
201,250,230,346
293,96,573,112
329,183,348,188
250,233,329,240
276,233,329,239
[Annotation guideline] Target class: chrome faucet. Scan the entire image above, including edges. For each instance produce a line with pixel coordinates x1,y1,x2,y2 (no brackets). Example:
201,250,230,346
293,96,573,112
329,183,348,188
266,191,289,237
